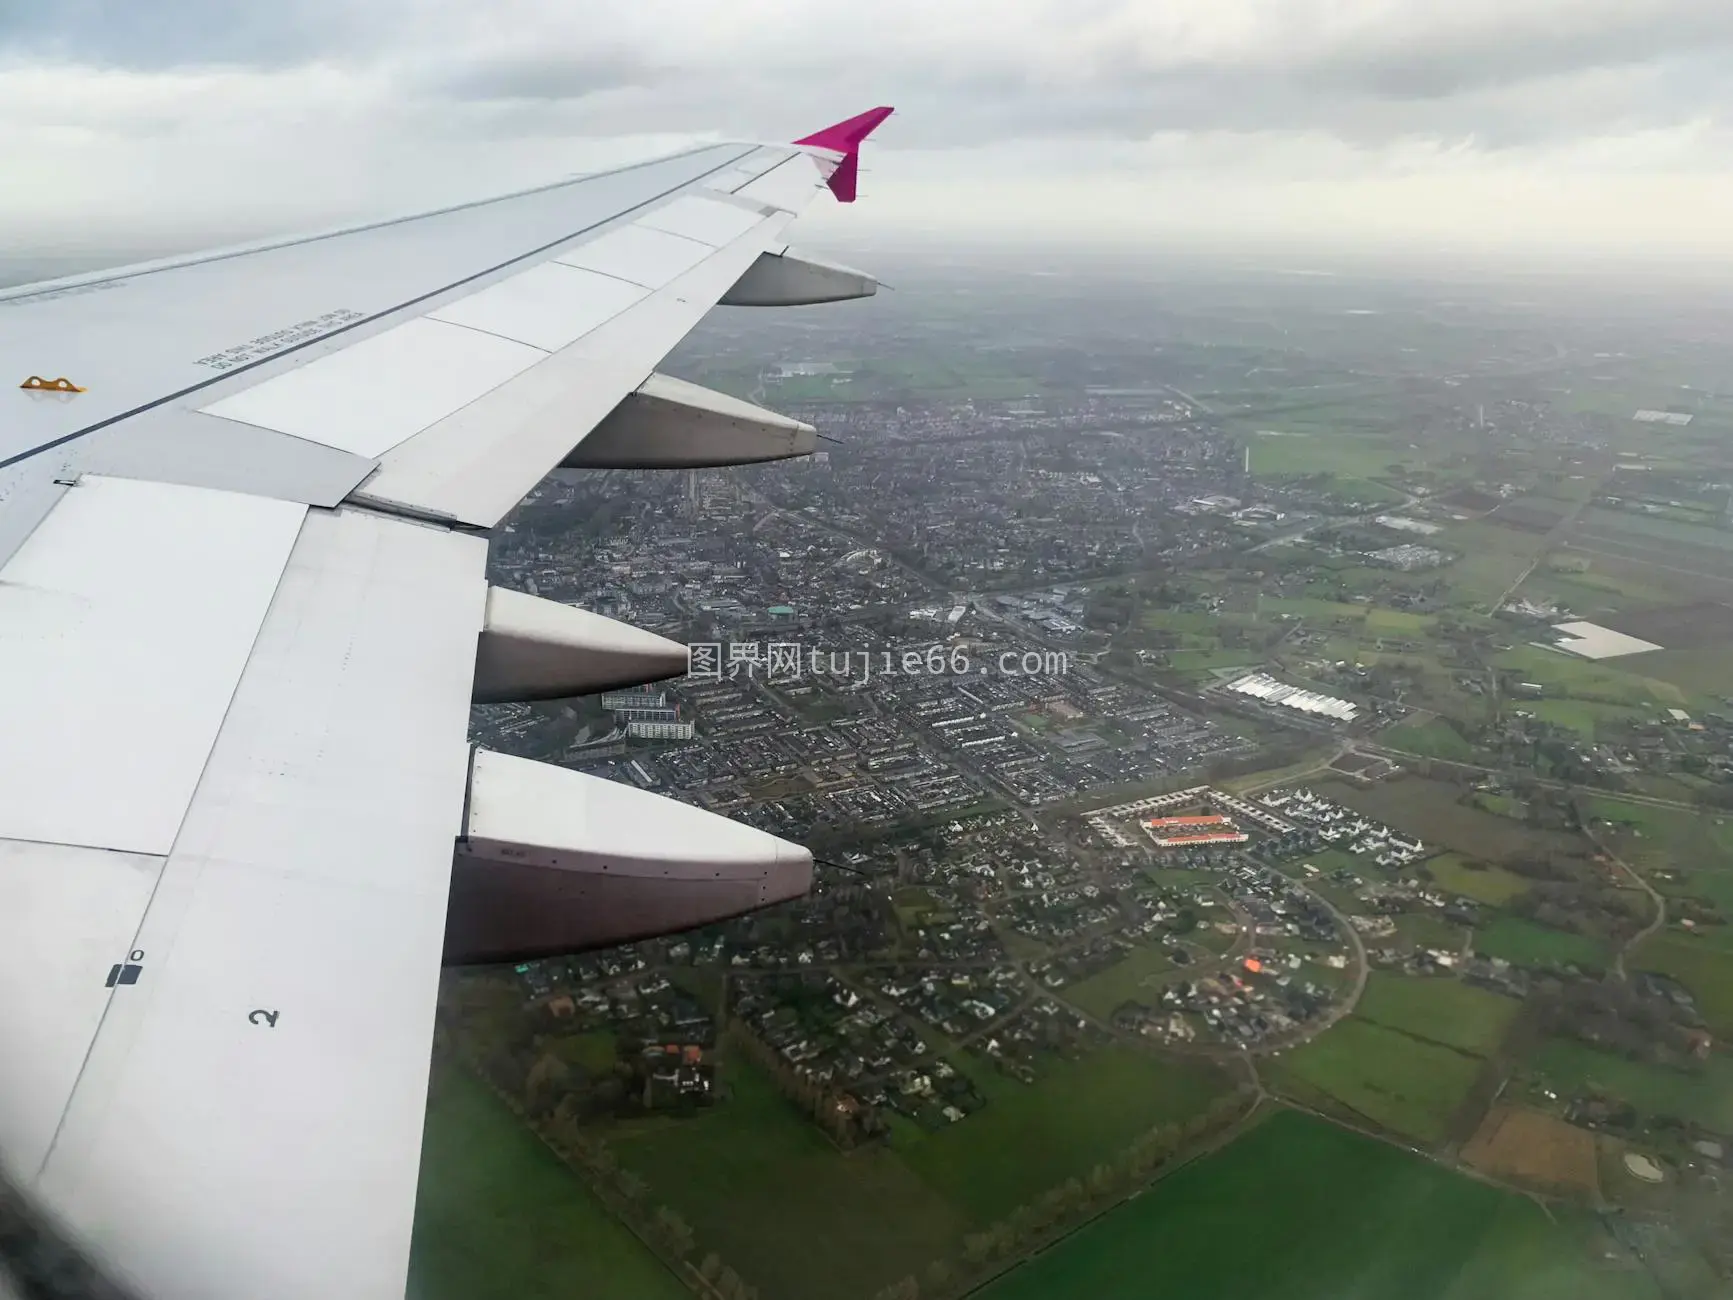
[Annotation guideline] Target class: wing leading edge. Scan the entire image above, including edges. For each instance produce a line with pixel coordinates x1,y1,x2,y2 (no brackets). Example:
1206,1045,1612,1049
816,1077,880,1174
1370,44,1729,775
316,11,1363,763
0,107,892,1300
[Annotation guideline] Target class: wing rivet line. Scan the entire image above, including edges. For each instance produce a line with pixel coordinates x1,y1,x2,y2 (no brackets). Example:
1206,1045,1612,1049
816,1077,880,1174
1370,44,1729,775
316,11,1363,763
20,375,86,392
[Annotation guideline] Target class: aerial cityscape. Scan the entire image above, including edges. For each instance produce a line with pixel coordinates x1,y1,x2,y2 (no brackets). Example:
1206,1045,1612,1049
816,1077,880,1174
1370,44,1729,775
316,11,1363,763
8,4,1733,1300
411,248,1733,1300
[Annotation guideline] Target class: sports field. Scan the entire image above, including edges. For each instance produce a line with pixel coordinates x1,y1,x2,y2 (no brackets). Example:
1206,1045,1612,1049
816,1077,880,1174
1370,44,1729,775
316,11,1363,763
981,1109,1660,1300
408,1064,685,1300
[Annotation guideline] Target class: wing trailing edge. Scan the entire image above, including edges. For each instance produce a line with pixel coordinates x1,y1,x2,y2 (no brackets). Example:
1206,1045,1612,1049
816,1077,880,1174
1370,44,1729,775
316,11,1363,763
722,246,878,306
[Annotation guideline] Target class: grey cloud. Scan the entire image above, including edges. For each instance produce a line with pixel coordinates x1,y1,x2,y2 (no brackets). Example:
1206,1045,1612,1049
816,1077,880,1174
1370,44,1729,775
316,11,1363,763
7,0,1733,159
437,56,1718,160
0,0,395,69
428,48,665,101
1297,4,1733,102
402,2,1733,155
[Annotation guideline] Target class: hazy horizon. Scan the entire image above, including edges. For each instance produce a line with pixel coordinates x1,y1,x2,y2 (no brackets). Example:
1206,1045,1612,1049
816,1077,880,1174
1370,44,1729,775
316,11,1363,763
5,1,1733,279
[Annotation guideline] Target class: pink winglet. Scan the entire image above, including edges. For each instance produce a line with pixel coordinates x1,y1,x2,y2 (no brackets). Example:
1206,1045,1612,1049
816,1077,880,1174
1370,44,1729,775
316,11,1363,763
794,106,893,203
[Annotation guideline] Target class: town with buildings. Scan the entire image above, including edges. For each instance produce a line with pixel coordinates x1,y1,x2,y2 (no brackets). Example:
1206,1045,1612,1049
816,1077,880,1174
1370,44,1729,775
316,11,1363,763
429,260,1733,1299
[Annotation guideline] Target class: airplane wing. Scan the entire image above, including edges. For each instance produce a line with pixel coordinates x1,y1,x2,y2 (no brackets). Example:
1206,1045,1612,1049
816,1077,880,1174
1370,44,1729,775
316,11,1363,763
0,107,892,1300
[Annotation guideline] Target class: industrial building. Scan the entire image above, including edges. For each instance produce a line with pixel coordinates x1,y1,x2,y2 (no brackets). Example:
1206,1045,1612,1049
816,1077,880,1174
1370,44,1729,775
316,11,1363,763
1226,673,1358,722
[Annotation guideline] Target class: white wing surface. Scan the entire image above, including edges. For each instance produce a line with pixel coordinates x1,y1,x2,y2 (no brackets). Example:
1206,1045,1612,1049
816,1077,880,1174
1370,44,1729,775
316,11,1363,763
0,108,892,1300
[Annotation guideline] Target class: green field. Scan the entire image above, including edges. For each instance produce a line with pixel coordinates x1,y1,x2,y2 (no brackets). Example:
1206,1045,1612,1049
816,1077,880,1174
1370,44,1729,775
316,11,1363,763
1580,506,1733,553
1653,868,1733,912
1584,799,1733,875
1141,609,1229,634
1246,427,1405,480
1161,647,1266,676
1527,699,1653,737
1062,945,1176,1018
1317,777,1579,868
609,1048,1225,1300
897,1049,1226,1223
1473,792,1526,819
1517,563,1679,618
1637,646,1733,698
409,1064,685,1300
1492,646,1688,709
617,1057,965,1300
1394,913,1469,951
1382,718,1478,761
1259,595,1371,624
1270,1018,1483,1143
1475,917,1609,972
548,1030,620,1075
892,886,950,929
1529,1038,1733,1131
735,355,1043,403
1367,607,1438,634
1241,424,1413,503
1436,521,1549,603
983,1109,1659,1300
1631,934,1733,1037
1426,853,1534,907
1356,972,1523,1057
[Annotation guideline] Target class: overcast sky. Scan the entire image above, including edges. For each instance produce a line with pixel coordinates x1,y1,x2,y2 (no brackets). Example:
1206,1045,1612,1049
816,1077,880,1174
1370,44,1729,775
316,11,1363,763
5,0,1733,269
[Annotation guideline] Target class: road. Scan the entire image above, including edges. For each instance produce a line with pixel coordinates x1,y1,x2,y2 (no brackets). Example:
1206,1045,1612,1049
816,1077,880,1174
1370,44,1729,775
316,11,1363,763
1583,827,1667,980
1271,874,1370,1047
1484,472,1607,616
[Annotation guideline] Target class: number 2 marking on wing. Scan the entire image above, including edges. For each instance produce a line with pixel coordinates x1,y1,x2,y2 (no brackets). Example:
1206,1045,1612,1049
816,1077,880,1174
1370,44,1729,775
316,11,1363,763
249,1009,280,1028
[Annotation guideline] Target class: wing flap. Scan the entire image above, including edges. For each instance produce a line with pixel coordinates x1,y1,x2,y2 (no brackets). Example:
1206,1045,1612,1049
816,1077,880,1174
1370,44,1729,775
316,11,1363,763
0,142,763,476
637,194,767,245
0,841,163,1184
0,115,896,1300
0,475,306,856
200,317,546,459
427,262,649,352
34,507,487,1300
552,223,714,287
354,210,790,526
734,154,828,212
